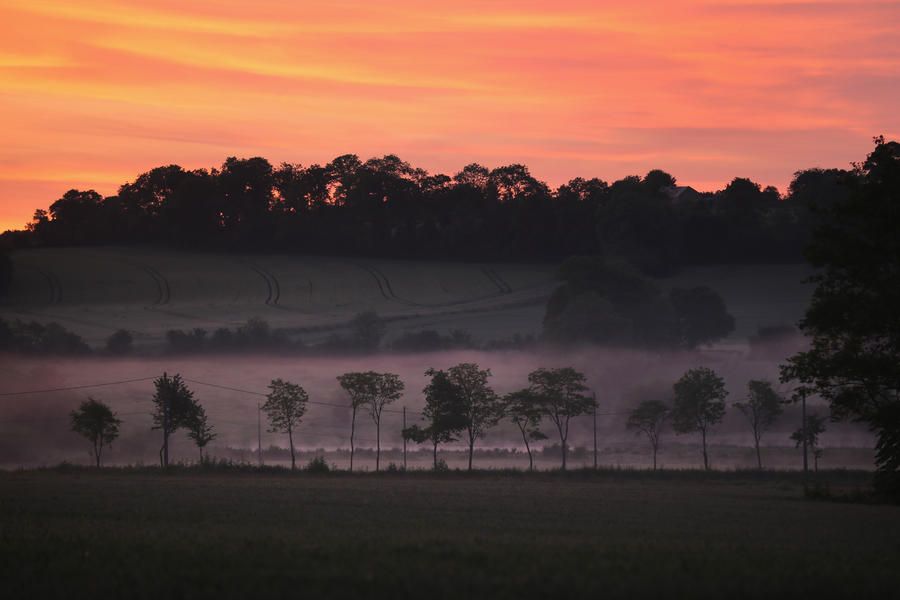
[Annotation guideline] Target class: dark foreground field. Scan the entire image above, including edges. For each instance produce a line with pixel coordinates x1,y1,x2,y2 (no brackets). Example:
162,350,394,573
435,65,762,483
1,469,898,599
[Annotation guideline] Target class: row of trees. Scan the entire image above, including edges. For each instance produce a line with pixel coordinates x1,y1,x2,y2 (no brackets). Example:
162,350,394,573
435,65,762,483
626,370,825,471
71,364,821,472
6,154,852,273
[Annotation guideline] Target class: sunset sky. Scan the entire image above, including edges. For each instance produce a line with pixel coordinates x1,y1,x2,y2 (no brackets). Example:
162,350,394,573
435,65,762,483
1,0,897,231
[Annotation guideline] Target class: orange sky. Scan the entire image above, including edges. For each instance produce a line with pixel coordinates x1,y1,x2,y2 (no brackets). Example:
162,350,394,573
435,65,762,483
1,0,898,231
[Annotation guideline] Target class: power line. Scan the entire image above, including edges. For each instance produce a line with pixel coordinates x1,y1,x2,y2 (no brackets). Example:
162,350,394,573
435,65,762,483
183,378,422,416
0,376,158,397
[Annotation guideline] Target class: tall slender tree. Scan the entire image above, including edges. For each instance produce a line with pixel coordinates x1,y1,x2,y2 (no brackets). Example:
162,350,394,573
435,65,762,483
187,404,216,462
734,380,783,469
337,372,376,472
151,373,196,468
671,367,727,470
403,369,467,469
434,363,504,471
367,372,404,471
626,399,669,470
70,397,121,468
529,367,594,470
504,389,547,471
262,379,308,470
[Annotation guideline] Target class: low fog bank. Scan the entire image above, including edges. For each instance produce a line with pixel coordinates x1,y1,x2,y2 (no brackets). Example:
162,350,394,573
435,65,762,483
0,342,873,469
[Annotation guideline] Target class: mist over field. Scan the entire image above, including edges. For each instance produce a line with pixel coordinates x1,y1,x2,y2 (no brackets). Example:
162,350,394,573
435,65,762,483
0,343,872,469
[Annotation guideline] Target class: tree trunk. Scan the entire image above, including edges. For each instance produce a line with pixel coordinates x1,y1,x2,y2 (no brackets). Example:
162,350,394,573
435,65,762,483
556,420,568,470
288,428,296,471
375,418,381,472
349,409,356,472
94,441,101,468
652,444,657,471
701,428,709,471
432,440,438,470
521,429,533,472
163,429,170,468
468,436,474,472
755,438,762,470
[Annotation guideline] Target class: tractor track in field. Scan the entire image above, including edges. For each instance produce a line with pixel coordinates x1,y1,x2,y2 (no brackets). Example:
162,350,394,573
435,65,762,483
244,262,313,312
481,266,512,294
351,261,523,309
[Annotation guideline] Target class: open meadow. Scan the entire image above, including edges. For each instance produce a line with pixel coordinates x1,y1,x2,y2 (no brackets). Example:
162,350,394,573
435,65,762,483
1,468,898,599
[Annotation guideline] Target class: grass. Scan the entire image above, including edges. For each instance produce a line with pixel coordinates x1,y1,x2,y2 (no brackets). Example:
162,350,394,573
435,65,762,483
1,468,898,599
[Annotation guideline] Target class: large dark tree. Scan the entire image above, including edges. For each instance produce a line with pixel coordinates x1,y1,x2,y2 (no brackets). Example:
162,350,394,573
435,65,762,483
781,137,900,497
528,367,594,470
70,397,121,468
403,369,467,469
671,367,727,471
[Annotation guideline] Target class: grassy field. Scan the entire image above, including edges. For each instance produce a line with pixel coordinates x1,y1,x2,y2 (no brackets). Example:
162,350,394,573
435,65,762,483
0,247,812,346
1,468,897,599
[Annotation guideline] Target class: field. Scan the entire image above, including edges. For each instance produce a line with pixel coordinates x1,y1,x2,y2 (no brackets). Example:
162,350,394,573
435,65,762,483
2,468,898,599
0,246,813,347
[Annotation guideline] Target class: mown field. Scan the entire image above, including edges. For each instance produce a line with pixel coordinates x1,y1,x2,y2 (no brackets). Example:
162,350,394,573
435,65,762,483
0,246,812,347
1,469,897,599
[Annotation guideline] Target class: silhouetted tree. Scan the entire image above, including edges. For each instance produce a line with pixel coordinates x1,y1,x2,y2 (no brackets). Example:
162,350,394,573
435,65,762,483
432,363,503,471
734,380,783,469
404,369,467,469
0,248,11,296
626,400,669,470
529,367,594,470
671,367,727,470
359,372,404,471
262,378,308,470
70,397,121,467
151,373,197,468
791,414,826,472
105,329,133,355
187,404,216,462
669,286,735,348
337,372,375,471
504,389,547,471
781,137,900,497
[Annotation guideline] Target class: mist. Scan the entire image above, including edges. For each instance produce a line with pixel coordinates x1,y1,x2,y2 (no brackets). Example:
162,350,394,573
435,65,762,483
0,342,873,470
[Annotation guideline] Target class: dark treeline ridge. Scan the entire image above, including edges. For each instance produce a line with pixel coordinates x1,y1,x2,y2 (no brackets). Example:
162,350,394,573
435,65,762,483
1,154,856,274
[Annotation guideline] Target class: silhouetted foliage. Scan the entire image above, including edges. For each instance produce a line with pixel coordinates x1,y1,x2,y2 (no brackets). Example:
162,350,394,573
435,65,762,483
9,151,859,270
528,367,594,470
403,369,467,469
544,257,732,349
151,373,197,468
791,414,827,472
503,389,547,471
781,137,900,498
669,286,735,348
626,399,669,470
734,380,784,469
70,397,121,467
262,379,308,470
105,329,133,355
671,367,727,470
0,248,11,296
430,363,503,471
186,404,217,461
337,371,403,471
0,317,91,355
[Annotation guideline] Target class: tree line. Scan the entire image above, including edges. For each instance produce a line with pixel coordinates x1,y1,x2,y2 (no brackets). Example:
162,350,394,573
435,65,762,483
71,364,822,472
3,154,856,274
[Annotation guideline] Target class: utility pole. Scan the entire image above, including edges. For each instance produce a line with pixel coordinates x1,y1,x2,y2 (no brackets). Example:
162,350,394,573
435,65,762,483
257,401,263,467
592,392,598,470
801,391,808,477
402,405,407,470
162,372,169,469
